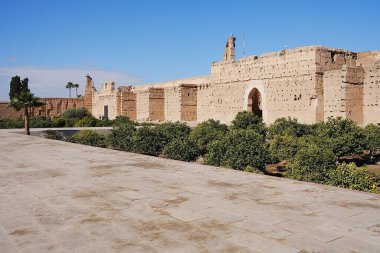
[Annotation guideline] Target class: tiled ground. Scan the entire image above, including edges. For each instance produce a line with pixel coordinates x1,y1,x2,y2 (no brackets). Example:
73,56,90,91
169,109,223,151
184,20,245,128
0,129,379,252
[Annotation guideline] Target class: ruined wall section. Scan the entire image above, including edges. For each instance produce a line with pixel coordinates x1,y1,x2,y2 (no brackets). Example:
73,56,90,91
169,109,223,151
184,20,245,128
0,102,23,118
92,82,118,119
136,90,150,121
84,75,94,113
149,88,165,121
200,46,319,124
357,51,380,68
164,87,181,122
0,98,84,119
180,84,197,121
363,63,380,125
117,87,137,120
323,66,364,124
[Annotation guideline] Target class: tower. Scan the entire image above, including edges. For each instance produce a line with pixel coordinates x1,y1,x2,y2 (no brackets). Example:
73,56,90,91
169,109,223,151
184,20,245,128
222,34,236,61
84,74,94,113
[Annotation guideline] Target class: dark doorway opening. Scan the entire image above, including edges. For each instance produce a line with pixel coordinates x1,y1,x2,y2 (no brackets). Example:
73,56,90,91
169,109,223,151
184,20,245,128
103,105,108,120
248,88,262,117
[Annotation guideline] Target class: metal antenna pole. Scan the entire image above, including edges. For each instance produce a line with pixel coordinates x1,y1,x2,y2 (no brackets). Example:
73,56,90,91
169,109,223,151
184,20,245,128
243,32,246,57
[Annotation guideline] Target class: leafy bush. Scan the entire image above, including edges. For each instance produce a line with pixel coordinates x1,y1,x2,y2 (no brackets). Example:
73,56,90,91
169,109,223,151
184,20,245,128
60,107,92,119
284,144,337,183
189,119,228,155
269,134,305,163
0,118,24,128
328,162,380,193
30,116,54,128
108,123,136,151
113,116,134,126
364,124,380,157
95,119,113,127
52,117,67,127
162,139,200,162
268,117,310,139
67,130,107,147
205,129,268,171
230,111,266,138
131,126,166,156
313,117,367,157
43,130,63,140
73,117,97,127
155,122,191,143
204,140,227,166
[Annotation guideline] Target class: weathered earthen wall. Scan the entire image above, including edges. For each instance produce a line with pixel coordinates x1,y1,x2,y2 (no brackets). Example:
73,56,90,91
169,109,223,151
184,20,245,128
149,88,165,121
164,87,181,122
323,66,364,124
180,84,197,121
363,64,380,125
0,97,84,119
118,87,137,120
136,90,150,121
92,82,118,119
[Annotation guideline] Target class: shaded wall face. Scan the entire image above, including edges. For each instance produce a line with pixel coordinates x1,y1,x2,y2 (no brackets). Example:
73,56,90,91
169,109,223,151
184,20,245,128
119,90,137,120
149,88,165,121
323,66,365,124
180,86,197,121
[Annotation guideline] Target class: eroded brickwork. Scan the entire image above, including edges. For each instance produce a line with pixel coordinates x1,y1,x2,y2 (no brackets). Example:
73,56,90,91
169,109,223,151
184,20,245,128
0,98,84,119
2,37,379,125
149,88,165,121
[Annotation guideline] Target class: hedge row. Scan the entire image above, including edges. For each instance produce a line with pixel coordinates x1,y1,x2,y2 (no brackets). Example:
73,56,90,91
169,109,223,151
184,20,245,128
47,111,380,194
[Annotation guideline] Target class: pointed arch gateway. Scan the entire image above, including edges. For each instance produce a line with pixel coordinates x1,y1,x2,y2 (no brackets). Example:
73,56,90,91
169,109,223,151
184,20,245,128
244,80,267,123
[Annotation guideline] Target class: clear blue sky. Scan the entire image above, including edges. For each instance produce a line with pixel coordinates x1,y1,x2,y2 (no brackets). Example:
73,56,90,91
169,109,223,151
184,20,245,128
0,0,379,100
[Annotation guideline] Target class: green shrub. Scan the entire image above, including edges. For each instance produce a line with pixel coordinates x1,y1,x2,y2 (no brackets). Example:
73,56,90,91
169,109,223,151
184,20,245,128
364,124,380,157
189,119,228,155
73,117,97,127
95,119,113,127
313,117,366,157
131,126,166,156
43,130,63,140
60,107,91,119
155,121,191,143
162,139,200,162
328,162,380,193
0,118,24,128
52,117,67,127
269,134,304,163
30,116,54,128
204,140,227,166
268,117,310,139
205,129,268,171
68,130,107,147
113,116,134,126
284,144,337,183
108,123,136,151
230,111,266,138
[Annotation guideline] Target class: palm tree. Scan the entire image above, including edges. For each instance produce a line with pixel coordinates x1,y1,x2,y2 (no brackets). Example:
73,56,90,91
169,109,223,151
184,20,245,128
66,82,74,98
8,92,44,135
73,83,79,97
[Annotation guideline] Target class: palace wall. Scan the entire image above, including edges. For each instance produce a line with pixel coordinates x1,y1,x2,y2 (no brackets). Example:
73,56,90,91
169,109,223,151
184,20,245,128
92,82,118,119
363,63,380,125
0,97,84,119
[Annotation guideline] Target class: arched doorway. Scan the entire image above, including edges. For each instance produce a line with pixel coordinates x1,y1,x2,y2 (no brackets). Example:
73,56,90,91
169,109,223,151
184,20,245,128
248,88,262,117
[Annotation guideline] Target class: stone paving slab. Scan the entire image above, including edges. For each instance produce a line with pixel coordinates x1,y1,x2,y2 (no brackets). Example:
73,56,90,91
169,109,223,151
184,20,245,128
0,129,379,252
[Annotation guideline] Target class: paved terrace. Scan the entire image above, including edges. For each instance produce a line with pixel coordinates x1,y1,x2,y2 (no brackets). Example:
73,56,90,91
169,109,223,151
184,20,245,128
0,129,379,253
